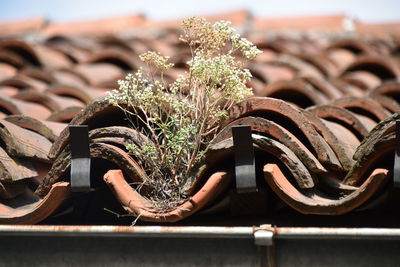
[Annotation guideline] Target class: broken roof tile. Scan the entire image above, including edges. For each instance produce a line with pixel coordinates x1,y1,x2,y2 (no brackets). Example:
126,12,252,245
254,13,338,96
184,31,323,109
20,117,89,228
0,119,52,161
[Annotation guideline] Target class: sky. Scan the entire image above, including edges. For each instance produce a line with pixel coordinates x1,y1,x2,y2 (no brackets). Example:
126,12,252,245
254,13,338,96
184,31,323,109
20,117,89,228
1,0,400,23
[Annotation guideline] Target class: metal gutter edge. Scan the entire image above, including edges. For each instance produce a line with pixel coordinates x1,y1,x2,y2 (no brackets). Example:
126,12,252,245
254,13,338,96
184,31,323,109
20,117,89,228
1,225,400,240
0,225,255,238
273,227,400,240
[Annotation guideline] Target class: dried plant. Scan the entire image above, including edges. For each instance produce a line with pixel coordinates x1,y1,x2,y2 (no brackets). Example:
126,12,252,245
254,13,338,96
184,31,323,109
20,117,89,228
107,17,261,211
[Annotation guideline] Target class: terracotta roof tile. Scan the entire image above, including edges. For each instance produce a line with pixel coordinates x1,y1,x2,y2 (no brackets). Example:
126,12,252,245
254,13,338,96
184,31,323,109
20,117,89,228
0,12,399,225
43,14,147,37
253,14,348,32
0,17,46,37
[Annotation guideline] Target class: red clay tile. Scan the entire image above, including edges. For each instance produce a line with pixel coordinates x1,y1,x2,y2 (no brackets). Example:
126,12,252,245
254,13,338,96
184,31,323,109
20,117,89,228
36,143,148,196
0,40,41,66
0,182,70,224
264,163,389,215
333,97,391,131
13,90,85,112
370,81,400,103
326,48,357,72
272,54,325,80
4,115,66,142
301,76,343,99
0,50,25,69
46,106,83,123
47,97,125,159
369,94,400,113
0,119,52,161
86,49,140,71
253,14,348,33
294,52,339,78
303,110,355,171
43,14,147,37
0,63,17,80
341,55,400,81
326,39,377,56
51,68,90,87
104,169,233,222
1,12,400,224
214,116,326,174
340,71,382,91
74,63,125,86
259,79,329,108
307,104,369,138
46,85,107,104
0,86,19,97
0,146,38,182
0,17,45,37
228,97,341,169
0,95,52,120
250,63,297,88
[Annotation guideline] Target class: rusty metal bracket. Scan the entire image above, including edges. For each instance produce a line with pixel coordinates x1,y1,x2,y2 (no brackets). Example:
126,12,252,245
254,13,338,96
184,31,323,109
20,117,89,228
394,120,400,187
69,125,91,192
232,125,257,193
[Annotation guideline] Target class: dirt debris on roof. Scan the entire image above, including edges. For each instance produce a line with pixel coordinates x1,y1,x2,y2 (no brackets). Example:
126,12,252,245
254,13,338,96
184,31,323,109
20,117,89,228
0,11,400,225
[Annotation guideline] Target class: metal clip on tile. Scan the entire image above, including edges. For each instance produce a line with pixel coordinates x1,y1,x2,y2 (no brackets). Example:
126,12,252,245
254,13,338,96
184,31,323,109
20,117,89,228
230,125,267,216
232,125,257,193
394,120,400,187
69,125,92,192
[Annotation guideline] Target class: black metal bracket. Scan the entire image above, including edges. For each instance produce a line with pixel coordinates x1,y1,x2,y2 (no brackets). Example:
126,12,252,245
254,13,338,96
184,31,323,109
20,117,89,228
69,125,92,192
232,125,257,193
230,125,268,216
394,120,400,187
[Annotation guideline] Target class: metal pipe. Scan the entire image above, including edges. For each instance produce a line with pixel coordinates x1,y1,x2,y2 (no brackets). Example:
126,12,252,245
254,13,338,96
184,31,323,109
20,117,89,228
274,227,400,240
1,225,400,240
0,225,255,238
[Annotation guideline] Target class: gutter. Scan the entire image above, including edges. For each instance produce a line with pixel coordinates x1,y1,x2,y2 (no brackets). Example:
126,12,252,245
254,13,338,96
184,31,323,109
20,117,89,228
1,224,400,240
2,225,400,267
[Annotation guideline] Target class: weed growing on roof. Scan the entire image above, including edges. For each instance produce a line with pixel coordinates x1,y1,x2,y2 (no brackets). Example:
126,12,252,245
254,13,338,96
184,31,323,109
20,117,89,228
107,17,261,212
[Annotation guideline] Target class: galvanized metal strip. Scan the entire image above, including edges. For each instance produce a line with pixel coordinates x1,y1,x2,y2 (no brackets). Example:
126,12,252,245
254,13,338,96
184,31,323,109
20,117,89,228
232,125,257,193
69,125,91,192
2,225,400,240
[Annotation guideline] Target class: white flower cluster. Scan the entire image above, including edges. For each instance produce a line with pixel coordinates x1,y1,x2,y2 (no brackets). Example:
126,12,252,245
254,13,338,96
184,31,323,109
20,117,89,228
188,54,252,101
231,34,262,59
139,51,174,71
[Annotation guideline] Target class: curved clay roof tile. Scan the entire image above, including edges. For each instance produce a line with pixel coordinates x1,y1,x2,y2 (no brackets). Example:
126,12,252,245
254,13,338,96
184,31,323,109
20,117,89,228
228,97,341,169
340,71,382,91
325,39,377,56
0,95,52,120
0,182,70,224
36,143,148,196
0,146,38,182
0,63,17,80
341,56,400,81
0,40,41,66
332,96,391,131
0,119,52,161
371,81,400,104
45,106,83,123
260,79,329,108
264,163,388,215
46,84,106,104
47,97,128,160
4,115,66,142
86,49,140,71
214,116,326,174
74,63,125,86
